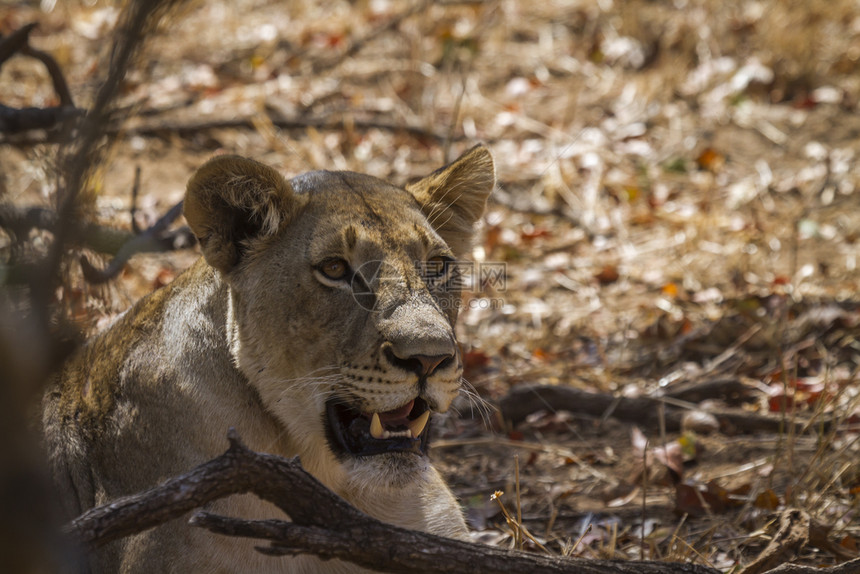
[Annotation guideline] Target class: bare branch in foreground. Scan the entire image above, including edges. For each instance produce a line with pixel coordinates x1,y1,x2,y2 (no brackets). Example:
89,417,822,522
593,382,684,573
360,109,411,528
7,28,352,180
191,509,720,574
762,558,860,574
67,430,721,574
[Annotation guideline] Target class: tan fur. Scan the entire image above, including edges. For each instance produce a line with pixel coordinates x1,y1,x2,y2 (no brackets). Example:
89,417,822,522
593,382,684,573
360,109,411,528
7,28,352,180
43,146,495,573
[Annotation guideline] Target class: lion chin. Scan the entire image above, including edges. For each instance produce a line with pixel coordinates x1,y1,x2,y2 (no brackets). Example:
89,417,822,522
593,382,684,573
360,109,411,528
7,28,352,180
345,453,432,490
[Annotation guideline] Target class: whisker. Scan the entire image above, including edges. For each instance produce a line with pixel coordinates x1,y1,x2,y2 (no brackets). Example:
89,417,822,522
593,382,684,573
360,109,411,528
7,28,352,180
458,377,496,429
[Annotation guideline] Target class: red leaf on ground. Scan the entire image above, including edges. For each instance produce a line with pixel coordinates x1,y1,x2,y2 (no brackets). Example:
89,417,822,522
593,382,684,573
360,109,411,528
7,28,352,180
464,349,490,368
696,148,725,171
520,226,552,242
673,484,706,515
675,482,733,516
754,488,780,510
840,535,858,552
595,264,619,284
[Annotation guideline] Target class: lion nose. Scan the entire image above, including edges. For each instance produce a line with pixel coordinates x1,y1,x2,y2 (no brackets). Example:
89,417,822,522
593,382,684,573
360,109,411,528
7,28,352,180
386,348,454,377
413,354,450,376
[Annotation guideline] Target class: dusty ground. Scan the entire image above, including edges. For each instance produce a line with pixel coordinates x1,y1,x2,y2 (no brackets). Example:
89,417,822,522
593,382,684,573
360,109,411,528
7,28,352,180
2,0,860,570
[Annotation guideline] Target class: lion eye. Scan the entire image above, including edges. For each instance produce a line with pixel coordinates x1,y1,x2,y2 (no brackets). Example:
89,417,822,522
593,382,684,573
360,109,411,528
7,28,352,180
320,258,350,281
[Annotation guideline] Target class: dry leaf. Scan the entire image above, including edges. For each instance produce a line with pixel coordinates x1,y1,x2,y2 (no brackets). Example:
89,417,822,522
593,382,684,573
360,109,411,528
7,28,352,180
595,264,620,284
754,489,781,510
696,147,725,172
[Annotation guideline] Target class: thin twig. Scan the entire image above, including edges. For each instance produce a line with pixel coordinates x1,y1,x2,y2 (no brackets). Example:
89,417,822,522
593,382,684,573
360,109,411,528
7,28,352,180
571,524,592,555
130,165,142,234
641,437,648,561
514,454,522,549
443,66,471,162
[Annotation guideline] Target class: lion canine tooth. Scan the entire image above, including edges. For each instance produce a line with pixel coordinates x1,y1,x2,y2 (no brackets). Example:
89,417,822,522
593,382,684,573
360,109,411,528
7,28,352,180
370,413,385,439
408,410,431,438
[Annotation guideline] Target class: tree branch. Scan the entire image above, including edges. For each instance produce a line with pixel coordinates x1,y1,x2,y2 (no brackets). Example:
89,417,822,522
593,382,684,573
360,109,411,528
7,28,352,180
20,44,74,106
0,202,195,284
0,23,81,133
0,203,131,256
192,510,721,574
119,113,454,144
0,104,83,134
500,384,830,435
762,557,860,574
0,23,38,66
67,430,721,574
67,430,340,547
79,200,194,283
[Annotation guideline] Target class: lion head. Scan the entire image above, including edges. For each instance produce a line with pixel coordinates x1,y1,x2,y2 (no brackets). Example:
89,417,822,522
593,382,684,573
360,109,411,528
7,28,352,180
183,146,494,490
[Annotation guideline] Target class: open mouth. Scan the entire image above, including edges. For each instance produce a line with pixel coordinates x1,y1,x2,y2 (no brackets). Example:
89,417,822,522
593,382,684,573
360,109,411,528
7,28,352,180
325,397,432,457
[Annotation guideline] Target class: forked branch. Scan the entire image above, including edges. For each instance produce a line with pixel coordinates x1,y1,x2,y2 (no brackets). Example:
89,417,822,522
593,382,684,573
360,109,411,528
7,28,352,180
67,431,722,574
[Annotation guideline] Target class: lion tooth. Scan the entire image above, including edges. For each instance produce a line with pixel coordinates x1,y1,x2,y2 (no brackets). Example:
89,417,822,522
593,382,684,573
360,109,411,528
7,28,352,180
370,413,385,439
408,410,431,438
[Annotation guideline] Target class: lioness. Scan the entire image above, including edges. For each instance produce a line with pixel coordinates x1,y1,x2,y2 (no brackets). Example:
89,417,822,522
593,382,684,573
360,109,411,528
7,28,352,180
43,145,494,573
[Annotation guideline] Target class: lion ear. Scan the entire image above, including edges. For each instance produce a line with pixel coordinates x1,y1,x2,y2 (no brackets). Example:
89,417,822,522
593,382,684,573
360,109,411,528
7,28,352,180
184,155,303,274
406,144,495,256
